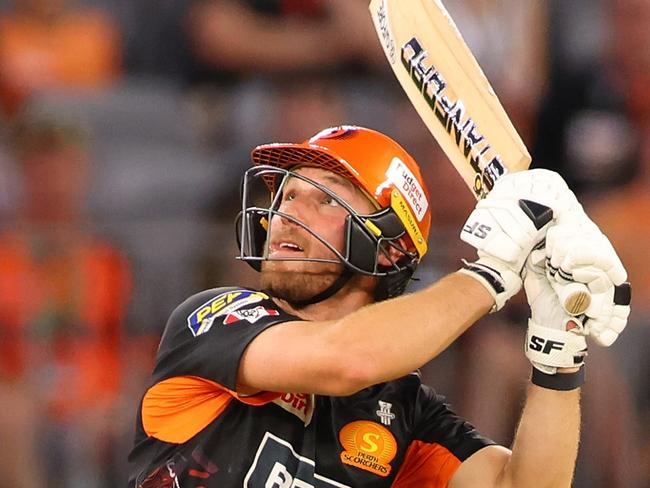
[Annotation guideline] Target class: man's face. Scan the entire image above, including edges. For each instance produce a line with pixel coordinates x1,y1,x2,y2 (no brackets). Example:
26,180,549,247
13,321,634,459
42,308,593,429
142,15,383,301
20,145,89,221
260,166,376,304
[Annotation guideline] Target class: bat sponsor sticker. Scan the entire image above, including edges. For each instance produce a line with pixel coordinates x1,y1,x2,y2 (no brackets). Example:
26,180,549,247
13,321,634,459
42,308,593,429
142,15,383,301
187,290,269,336
339,421,397,477
386,157,428,221
374,0,397,64
399,36,509,199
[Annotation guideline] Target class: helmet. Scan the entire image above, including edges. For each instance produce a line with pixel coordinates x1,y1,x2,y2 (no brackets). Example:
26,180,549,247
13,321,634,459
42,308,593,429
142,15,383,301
236,125,432,301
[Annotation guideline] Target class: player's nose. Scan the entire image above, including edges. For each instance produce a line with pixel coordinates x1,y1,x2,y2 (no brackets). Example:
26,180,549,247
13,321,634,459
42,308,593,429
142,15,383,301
273,197,308,228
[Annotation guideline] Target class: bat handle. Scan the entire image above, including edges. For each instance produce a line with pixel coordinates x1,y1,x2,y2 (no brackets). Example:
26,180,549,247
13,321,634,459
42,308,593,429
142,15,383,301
554,282,592,316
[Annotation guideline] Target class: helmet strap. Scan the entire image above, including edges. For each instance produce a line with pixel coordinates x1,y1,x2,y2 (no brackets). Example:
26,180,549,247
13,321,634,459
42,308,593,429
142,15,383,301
288,268,354,308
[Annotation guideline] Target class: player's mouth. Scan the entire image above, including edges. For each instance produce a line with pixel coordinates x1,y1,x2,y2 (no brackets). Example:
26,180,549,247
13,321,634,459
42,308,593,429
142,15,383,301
268,240,306,258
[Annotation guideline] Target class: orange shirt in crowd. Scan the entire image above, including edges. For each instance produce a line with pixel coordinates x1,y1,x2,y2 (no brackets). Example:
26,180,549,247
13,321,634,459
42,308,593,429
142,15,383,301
0,9,121,115
0,231,131,418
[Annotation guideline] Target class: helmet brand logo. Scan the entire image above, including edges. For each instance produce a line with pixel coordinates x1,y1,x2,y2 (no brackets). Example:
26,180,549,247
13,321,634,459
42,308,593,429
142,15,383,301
386,157,428,221
309,126,354,142
391,190,427,257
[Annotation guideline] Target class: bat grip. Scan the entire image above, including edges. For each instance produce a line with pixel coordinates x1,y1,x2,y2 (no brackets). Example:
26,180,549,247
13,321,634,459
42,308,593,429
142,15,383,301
554,281,592,316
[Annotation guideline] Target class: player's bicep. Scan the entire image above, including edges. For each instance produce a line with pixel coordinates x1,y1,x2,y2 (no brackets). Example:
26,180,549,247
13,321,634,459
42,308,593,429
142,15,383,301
448,445,511,488
237,319,357,396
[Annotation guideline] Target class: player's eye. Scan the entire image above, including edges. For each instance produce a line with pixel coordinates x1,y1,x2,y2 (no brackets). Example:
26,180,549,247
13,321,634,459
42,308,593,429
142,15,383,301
322,195,339,207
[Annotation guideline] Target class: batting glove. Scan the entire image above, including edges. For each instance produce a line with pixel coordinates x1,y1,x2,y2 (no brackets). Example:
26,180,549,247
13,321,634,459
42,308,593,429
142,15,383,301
524,249,588,378
545,222,631,347
459,169,581,311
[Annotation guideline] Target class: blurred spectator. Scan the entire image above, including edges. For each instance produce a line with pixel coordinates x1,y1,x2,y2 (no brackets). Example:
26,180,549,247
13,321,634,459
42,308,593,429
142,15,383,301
444,0,550,143
185,0,384,86
533,0,649,194
0,114,132,487
586,117,650,486
0,0,121,117
181,0,390,163
106,0,193,79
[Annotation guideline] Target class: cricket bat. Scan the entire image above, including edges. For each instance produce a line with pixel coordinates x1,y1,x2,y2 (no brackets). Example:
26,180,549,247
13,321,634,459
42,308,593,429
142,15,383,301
369,0,591,315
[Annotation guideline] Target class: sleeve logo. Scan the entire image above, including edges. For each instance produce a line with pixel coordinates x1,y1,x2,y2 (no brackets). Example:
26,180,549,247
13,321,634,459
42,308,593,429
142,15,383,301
339,421,397,477
186,290,269,336
223,306,279,325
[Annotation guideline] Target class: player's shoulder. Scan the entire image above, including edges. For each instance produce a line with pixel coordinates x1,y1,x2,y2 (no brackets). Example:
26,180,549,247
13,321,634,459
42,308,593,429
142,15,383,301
167,286,278,331
161,285,304,343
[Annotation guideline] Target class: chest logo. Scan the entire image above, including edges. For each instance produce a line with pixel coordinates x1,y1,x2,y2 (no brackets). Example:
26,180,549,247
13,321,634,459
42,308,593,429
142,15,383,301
339,421,397,477
376,401,395,426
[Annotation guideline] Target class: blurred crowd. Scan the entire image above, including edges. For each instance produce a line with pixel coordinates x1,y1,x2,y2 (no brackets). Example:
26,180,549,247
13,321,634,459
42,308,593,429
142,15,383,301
0,0,647,486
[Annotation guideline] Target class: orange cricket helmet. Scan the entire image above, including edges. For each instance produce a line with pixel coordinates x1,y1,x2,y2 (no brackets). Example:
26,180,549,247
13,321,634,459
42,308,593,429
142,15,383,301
236,125,433,302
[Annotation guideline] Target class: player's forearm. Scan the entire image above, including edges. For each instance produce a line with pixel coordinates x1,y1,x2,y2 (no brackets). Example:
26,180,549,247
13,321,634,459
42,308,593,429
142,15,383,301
238,272,492,396
331,272,492,386
500,384,581,488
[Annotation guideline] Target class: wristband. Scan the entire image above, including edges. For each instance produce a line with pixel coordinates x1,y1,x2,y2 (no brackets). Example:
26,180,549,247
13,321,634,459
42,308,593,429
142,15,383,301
531,366,585,391
459,258,521,312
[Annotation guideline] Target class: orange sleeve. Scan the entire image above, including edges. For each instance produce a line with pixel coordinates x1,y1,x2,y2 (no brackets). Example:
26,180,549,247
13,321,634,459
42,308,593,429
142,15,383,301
142,376,280,444
391,440,462,488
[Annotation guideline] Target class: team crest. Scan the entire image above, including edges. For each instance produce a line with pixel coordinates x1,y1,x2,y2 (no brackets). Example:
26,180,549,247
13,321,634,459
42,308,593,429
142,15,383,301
186,290,269,336
339,421,397,477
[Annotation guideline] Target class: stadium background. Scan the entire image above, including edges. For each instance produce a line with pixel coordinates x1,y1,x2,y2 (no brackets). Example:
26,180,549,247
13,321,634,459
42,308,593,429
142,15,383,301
0,0,647,486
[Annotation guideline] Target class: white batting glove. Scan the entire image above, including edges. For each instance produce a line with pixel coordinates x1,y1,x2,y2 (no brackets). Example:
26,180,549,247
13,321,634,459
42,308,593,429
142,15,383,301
460,169,581,311
545,223,631,347
523,249,588,376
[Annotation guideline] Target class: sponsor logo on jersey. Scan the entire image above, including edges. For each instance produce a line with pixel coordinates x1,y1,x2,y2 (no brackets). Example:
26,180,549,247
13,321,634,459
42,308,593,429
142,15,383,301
244,432,350,488
338,421,397,477
223,306,279,325
273,393,315,425
187,290,269,336
385,157,428,222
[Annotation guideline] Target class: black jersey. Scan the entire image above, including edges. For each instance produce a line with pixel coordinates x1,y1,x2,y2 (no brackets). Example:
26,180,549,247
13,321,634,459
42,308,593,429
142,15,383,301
128,287,495,487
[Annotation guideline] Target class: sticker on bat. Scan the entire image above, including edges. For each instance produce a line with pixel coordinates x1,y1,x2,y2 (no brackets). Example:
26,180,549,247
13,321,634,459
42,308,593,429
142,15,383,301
400,36,508,198
375,0,397,64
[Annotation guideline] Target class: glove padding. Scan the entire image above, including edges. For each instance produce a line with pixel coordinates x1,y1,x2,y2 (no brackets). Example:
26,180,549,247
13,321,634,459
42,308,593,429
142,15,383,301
545,223,631,346
460,169,581,311
524,249,588,374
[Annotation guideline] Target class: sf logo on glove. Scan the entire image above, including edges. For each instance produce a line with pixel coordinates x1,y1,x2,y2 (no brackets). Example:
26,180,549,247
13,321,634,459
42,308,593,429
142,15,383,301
528,335,565,355
462,222,492,239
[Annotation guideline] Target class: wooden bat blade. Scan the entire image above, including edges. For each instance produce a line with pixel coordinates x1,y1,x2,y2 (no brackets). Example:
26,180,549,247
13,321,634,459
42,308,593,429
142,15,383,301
369,0,595,318
369,0,531,199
